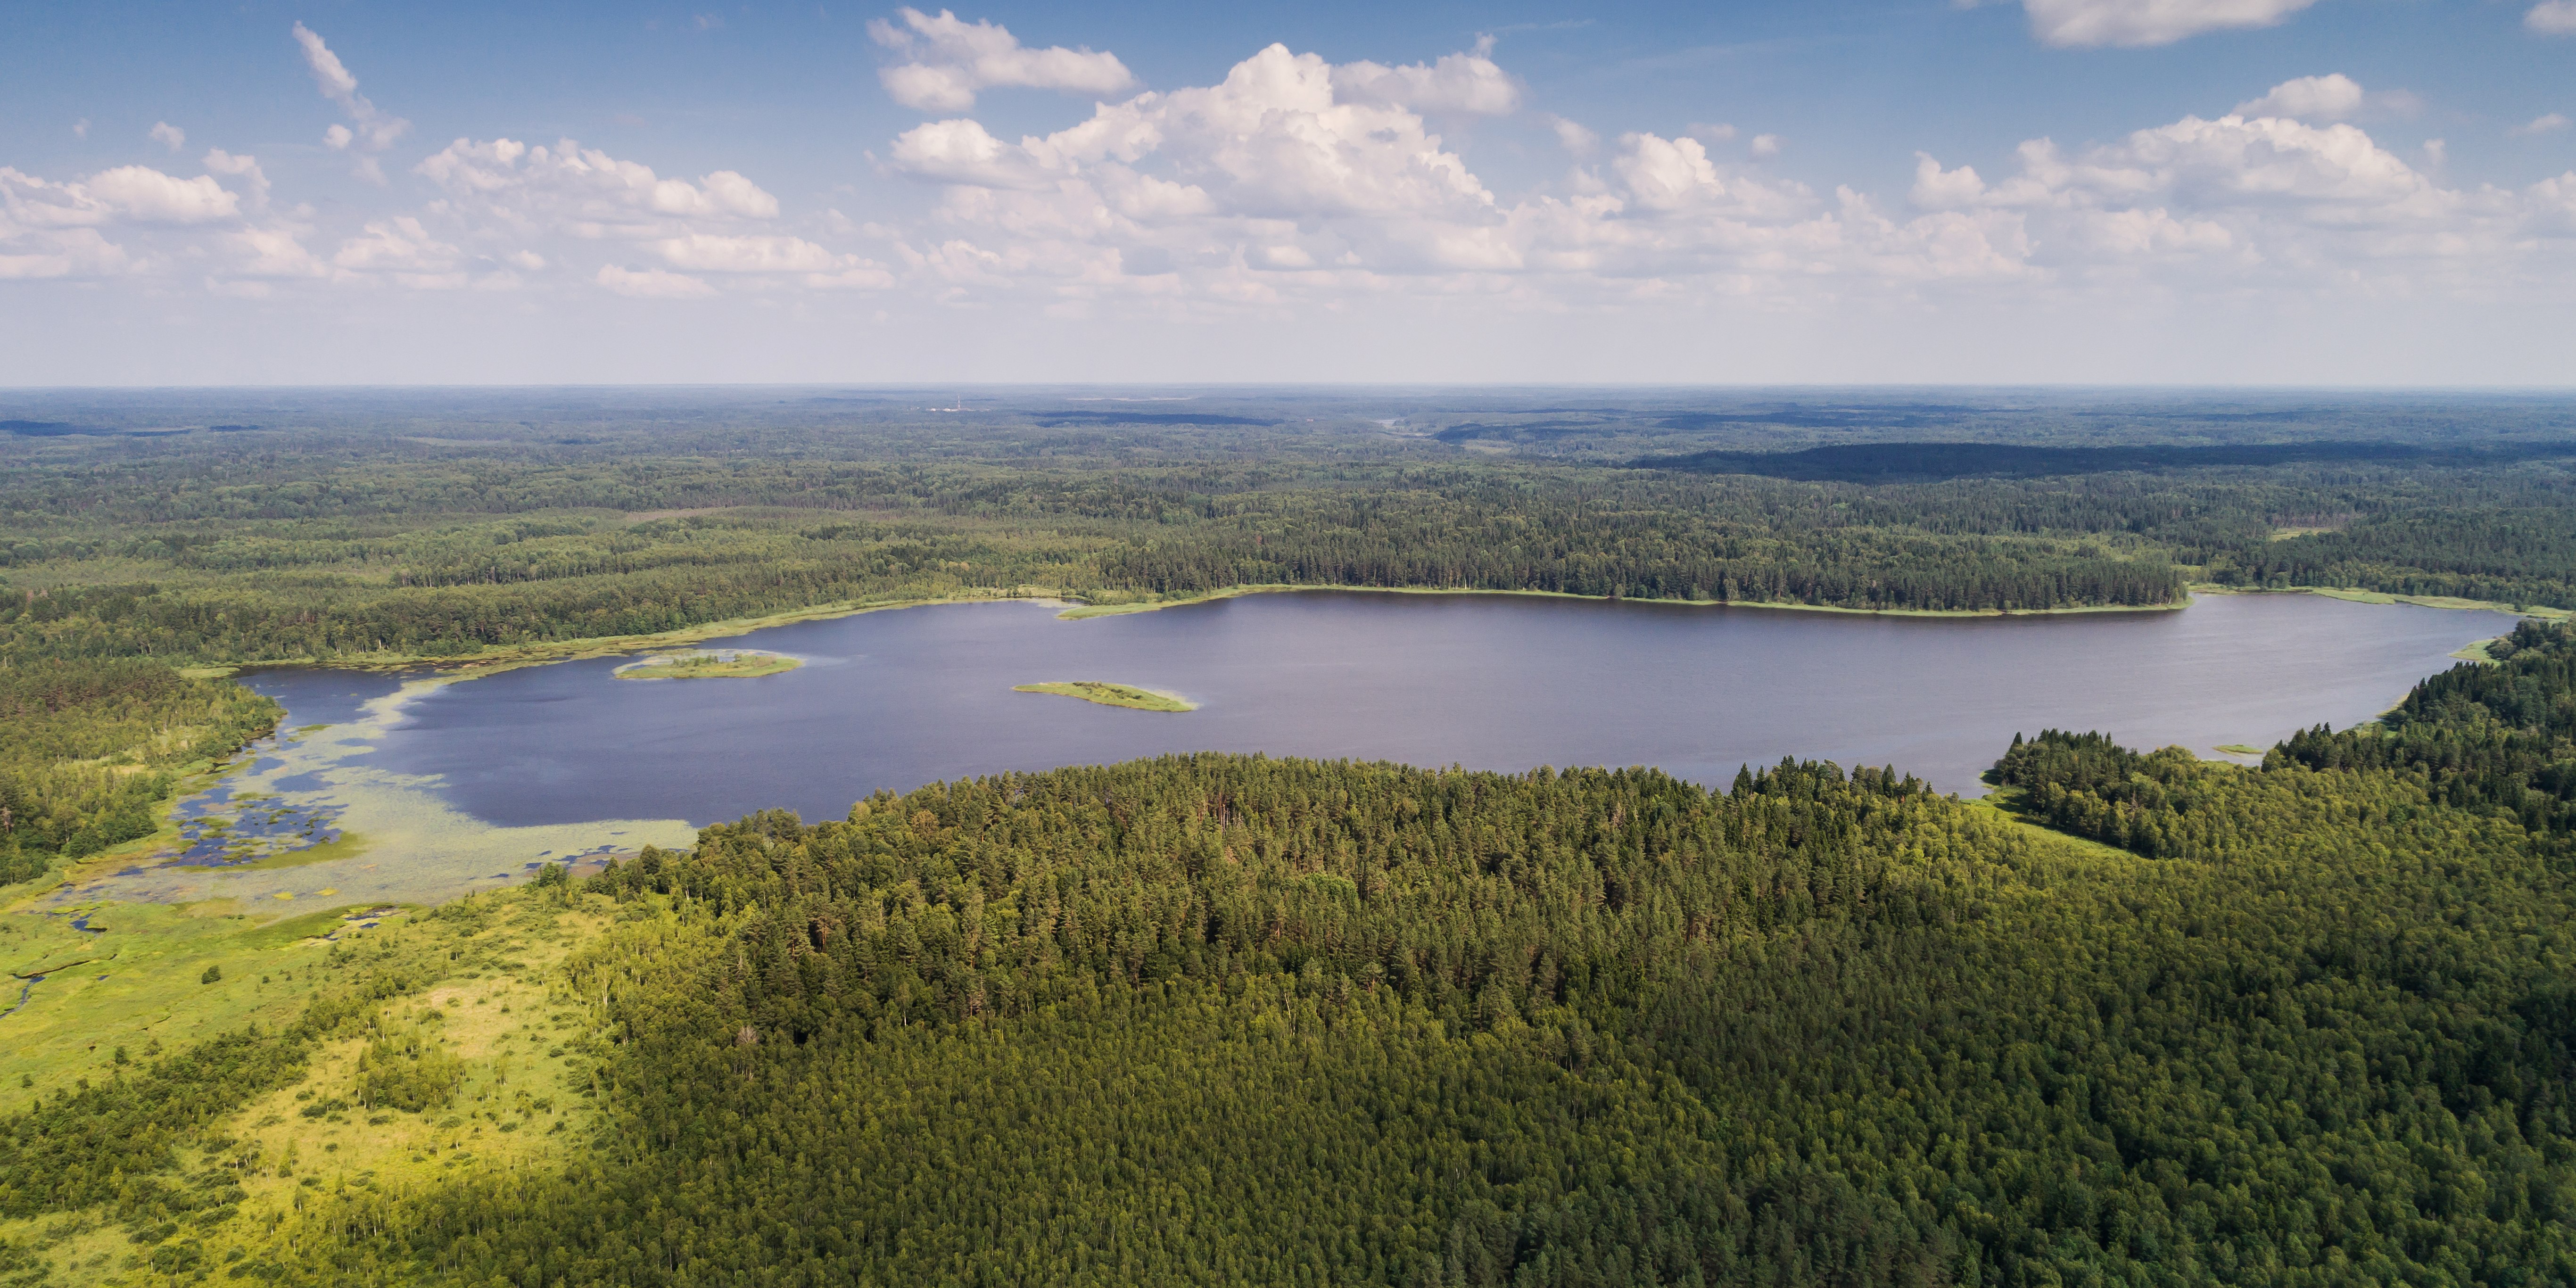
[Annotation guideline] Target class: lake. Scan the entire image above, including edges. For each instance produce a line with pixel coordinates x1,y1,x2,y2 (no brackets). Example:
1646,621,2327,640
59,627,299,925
253,588,2510,825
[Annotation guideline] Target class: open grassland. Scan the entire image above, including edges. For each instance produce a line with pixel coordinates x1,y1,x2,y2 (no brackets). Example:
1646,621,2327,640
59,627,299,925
1012,680,1196,711
0,901,384,1110
0,883,605,1287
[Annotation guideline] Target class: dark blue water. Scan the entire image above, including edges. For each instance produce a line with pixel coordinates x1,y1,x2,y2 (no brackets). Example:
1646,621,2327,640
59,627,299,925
238,591,2515,827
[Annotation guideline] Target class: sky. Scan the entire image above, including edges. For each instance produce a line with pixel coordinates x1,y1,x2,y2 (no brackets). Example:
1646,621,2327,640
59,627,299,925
2,0,2572,386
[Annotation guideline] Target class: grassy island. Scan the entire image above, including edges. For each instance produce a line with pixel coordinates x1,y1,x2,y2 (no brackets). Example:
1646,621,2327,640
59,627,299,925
1013,680,1195,711
613,649,801,681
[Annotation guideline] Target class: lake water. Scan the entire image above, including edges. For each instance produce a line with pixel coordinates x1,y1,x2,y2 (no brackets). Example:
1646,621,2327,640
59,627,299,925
246,589,2512,827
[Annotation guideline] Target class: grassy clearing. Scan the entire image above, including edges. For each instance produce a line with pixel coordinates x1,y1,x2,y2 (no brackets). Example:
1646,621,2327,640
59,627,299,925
2214,744,2264,756
0,887,610,1286
1013,681,1197,712
611,649,801,680
1964,789,2156,865
0,900,394,1113
187,913,603,1259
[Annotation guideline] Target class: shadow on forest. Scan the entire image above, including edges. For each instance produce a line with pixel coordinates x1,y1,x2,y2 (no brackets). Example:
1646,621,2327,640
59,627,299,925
1635,438,2576,482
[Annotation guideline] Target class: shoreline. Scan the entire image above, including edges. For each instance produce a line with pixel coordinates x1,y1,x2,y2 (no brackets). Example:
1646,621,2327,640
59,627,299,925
1056,583,2193,621
177,588,1076,681
165,579,2561,683
2186,583,2566,621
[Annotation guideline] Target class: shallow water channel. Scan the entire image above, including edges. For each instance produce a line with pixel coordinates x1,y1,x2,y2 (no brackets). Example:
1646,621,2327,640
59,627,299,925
80,589,2517,907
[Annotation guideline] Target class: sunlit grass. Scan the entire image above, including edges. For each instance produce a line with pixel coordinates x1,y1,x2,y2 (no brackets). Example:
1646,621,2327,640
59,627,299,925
1013,680,1196,712
612,648,801,680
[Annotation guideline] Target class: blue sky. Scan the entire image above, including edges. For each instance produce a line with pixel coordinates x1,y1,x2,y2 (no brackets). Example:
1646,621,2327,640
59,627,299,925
3,1,2572,384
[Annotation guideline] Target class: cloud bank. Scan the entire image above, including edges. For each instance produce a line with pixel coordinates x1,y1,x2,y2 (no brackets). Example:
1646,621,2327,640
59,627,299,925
2,19,2572,372
2016,0,2322,48
870,8,1137,112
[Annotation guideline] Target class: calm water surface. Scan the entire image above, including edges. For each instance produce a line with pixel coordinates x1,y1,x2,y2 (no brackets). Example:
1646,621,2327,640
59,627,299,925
237,591,2513,827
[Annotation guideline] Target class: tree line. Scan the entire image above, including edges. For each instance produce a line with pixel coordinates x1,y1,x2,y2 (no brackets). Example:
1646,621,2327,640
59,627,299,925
7,421,2576,665
0,659,279,886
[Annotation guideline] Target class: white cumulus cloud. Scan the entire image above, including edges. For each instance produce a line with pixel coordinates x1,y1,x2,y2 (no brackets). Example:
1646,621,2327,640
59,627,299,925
1899,109,2576,297
872,40,2042,307
2234,74,2366,122
292,22,412,160
332,216,475,288
859,34,2576,319
84,167,242,224
201,149,270,210
1331,40,1519,116
1546,116,1600,156
397,139,870,294
415,138,781,234
222,225,328,280
11,25,2576,330
0,170,135,278
2018,0,2321,48
870,8,1136,112
2515,113,2572,136
2529,1,2576,34
149,122,186,152
886,118,1060,189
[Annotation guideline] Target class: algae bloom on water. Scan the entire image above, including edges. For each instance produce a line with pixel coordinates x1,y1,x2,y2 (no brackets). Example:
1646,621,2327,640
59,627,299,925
1012,681,1196,712
613,649,801,680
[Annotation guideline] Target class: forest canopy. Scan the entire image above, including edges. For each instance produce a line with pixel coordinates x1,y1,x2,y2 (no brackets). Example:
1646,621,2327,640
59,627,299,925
2,391,2572,665
0,659,278,886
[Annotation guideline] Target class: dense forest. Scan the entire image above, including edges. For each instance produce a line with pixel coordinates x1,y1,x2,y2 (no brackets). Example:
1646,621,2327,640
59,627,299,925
1997,618,2576,855
2,392,2573,664
6,391,2576,1285
0,660,278,886
3,627,2572,1283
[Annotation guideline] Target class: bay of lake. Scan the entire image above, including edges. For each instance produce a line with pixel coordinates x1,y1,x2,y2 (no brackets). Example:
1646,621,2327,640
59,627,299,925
245,589,2515,828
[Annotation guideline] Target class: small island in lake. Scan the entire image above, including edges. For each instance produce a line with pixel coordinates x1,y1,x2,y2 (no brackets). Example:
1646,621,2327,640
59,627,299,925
614,649,802,680
1013,681,1196,712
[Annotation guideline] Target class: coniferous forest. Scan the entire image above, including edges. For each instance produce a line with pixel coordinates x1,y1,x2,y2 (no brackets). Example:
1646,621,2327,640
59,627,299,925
3,391,2575,1285
0,629,2569,1283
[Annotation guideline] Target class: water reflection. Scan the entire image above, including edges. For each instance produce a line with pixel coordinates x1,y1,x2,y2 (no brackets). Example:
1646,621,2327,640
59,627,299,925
358,589,2510,825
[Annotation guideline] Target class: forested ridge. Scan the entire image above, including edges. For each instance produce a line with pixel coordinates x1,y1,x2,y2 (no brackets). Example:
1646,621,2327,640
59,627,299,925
4,406,2575,665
